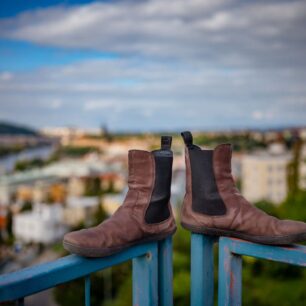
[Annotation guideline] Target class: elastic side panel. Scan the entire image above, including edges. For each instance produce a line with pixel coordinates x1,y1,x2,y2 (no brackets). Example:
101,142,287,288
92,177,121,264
189,149,226,216
145,150,173,224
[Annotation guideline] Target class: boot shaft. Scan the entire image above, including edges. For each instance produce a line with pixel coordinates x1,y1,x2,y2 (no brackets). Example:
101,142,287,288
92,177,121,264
126,136,173,224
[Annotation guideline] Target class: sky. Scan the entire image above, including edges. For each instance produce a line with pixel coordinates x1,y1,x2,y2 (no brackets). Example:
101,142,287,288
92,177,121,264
0,0,306,132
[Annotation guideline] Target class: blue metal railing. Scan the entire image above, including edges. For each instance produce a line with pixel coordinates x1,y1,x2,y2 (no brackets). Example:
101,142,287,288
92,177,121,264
1,234,306,306
190,234,306,306
0,238,173,306
218,237,306,306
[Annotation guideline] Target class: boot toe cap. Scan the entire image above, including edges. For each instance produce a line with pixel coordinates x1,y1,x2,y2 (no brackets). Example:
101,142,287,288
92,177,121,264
63,228,105,249
63,231,82,246
279,219,306,236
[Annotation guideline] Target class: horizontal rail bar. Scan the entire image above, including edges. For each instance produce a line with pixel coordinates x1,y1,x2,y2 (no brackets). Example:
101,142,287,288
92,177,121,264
220,237,306,267
0,242,156,302
218,237,306,306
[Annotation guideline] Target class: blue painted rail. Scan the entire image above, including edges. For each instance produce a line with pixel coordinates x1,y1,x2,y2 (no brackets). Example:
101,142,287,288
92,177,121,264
190,233,306,306
0,238,173,306
218,237,306,306
2,234,306,306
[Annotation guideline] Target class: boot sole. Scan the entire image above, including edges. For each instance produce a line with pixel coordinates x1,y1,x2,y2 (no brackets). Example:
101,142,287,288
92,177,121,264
181,222,306,245
63,228,177,258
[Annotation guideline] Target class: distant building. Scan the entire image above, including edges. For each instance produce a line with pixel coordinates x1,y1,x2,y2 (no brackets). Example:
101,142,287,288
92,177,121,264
171,169,185,208
242,144,291,205
299,128,306,141
13,203,67,244
103,141,149,156
0,158,122,206
67,177,86,197
232,153,243,181
100,172,125,192
0,170,59,206
102,192,126,215
64,196,100,226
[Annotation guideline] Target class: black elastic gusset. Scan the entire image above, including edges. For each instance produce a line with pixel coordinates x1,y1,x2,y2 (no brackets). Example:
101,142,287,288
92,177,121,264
145,150,173,224
189,148,227,216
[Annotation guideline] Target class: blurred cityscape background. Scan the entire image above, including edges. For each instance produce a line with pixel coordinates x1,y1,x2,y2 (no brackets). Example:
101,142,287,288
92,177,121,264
1,0,306,305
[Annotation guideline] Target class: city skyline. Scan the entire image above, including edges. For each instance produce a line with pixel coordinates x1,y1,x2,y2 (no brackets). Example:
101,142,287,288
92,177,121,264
0,0,306,131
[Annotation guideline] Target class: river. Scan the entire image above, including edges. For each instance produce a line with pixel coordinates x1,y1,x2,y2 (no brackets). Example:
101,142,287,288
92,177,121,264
0,145,56,174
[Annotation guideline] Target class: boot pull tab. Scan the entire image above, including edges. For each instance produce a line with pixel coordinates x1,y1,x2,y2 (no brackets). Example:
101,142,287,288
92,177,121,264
161,136,172,150
181,131,193,148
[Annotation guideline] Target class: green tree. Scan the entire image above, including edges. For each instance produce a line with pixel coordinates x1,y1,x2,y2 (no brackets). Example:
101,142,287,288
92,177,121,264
85,177,102,196
287,138,303,197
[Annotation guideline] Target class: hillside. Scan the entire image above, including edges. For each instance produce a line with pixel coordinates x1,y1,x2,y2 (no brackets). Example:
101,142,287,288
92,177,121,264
0,122,38,136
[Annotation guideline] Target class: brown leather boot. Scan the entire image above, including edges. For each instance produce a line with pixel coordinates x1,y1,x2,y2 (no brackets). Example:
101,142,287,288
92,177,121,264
180,131,306,245
63,136,176,257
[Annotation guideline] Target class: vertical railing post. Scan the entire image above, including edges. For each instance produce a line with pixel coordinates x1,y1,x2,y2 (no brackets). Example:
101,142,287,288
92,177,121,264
218,238,242,306
132,243,158,306
191,233,216,306
84,275,91,306
158,237,173,306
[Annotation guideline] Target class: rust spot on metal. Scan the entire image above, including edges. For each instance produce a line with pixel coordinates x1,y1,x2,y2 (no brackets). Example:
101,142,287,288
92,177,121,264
146,252,152,260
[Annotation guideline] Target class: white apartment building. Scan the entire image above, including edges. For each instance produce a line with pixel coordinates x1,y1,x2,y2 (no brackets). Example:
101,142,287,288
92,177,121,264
64,196,100,226
13,203,67,244
242,144,292,205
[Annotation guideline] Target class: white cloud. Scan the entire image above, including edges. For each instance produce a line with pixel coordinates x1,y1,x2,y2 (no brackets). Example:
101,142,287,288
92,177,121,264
0,0,306,130
0,72,13,81
252,111,264,120
1,0,306,68
0,56,305,130
251,110,275,121
84,100,119,111
48,99,63,109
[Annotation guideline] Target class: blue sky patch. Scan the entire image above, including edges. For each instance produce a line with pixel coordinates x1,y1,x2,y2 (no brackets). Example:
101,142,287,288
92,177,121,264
0,39,118,71
0,0,97,18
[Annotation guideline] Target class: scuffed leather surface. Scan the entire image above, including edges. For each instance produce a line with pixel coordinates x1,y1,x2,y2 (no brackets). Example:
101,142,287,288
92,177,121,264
64,150,176,250
181,144,306,237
